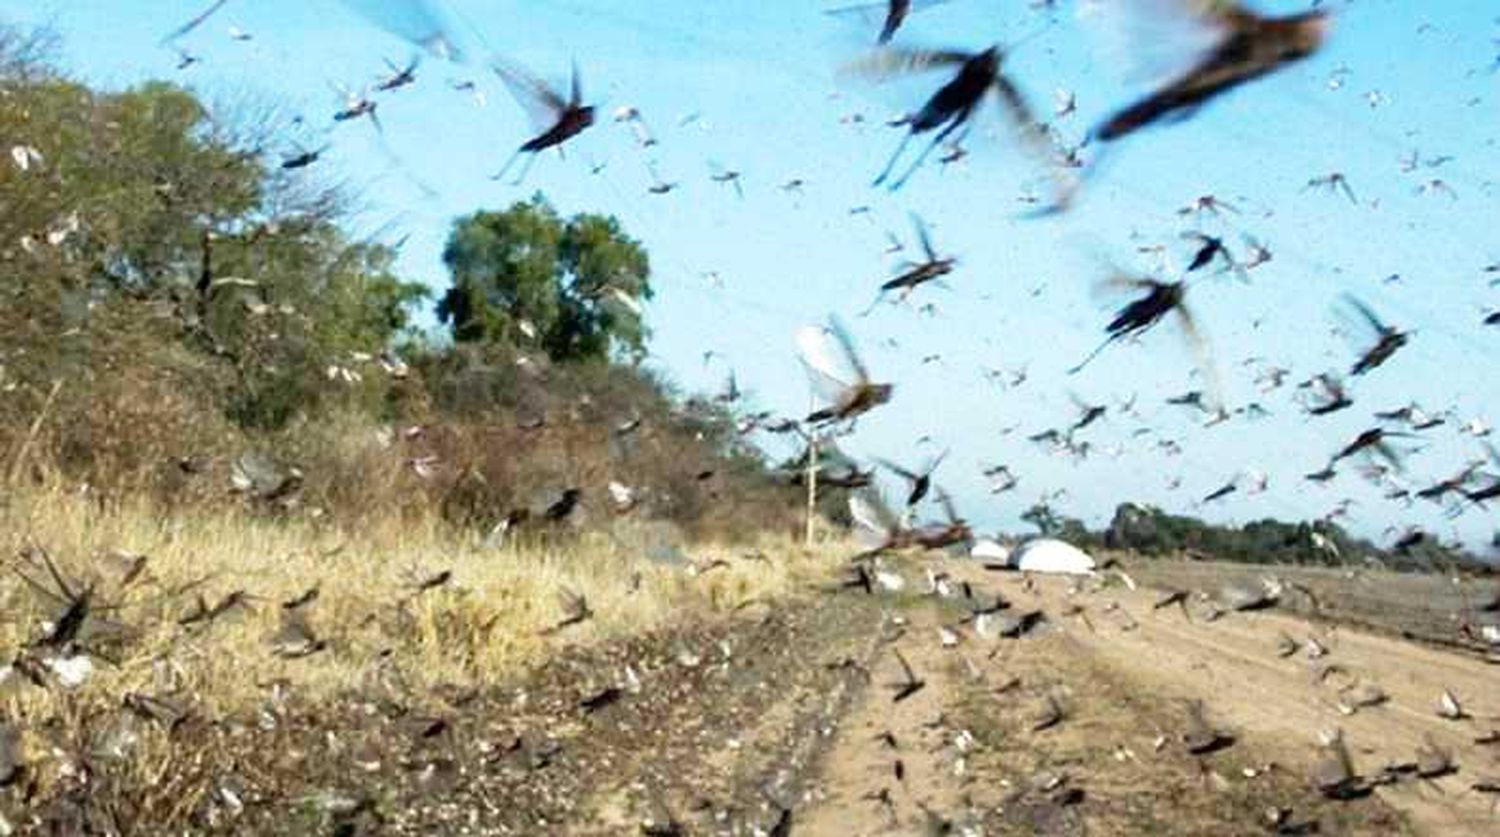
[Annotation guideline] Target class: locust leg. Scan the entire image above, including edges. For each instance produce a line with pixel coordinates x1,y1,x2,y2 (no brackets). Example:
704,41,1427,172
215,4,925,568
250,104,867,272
1067,334,1120,375
873,131,916,188
491,148,524,182
509,152,540,186
888,109,972,191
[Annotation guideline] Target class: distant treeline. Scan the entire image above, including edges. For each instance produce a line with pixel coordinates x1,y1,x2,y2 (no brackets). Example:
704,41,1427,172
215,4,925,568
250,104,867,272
1019,502,1493,574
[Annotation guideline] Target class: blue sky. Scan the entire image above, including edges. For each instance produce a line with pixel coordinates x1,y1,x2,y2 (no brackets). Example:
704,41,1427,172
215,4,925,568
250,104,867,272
5,0,1498,551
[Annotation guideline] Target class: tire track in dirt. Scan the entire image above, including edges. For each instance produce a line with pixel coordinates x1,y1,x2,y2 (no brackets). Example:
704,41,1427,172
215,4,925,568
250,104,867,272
158,593,894,835
793,561,1415,836
796,605,977,835
202,557,1484,834
563,595,892,835
947,562,1500,836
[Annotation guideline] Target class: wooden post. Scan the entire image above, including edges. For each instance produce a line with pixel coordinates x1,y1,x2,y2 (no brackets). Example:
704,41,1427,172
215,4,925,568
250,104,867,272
804,429,818,547
803,389,819,548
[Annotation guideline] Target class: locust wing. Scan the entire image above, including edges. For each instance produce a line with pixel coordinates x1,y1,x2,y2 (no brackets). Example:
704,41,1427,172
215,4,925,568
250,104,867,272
1080,0,1233,88
491,56,569,133
910,214,938,262
991,72,1051,154
1340,294,1390,336
160,0,232,44
815,441,868,484
795,318,871,408
849,488,901,550
1173,301,1224,415
163,0,465,61
840,47,974,82
339,0,464,61
934,486,961,525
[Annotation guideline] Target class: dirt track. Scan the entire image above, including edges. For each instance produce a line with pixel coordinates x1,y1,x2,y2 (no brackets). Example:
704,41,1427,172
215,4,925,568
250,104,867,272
15,556,1498,835
482,553,1496,834
789,555,1473,836
710,554,1495,835
1024,566,1500,835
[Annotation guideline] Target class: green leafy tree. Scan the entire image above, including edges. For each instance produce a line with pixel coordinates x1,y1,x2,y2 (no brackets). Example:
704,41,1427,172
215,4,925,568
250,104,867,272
436,196,652,362
1021,502,1061,536
0,32,428,432
1019,501,1097,546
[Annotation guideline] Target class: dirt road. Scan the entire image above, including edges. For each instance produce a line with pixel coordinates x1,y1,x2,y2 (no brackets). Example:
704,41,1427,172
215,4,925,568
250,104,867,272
21,555,1496,834
725,554,1493,835
791,554,1470,836
992,562,1500,835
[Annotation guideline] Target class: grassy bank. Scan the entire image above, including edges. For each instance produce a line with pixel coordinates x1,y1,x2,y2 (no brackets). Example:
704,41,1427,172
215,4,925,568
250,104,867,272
1,484,844,716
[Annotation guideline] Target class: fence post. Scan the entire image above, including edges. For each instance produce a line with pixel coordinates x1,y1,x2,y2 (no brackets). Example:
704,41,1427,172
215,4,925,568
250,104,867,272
804,420,818,547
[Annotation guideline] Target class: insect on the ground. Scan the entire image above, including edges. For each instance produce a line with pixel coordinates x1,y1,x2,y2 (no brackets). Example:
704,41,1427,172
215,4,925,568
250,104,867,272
887,648,926,702
847,44,1049,190
13,548,94,651
490,58,596,184
795,316,893,424
539,588,593,635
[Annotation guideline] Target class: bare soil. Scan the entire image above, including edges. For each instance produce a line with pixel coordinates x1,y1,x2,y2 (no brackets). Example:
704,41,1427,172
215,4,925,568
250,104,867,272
7,555,1499,835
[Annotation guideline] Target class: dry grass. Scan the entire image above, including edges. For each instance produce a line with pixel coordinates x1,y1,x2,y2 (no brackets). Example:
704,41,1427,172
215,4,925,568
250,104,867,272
0,482,846,719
